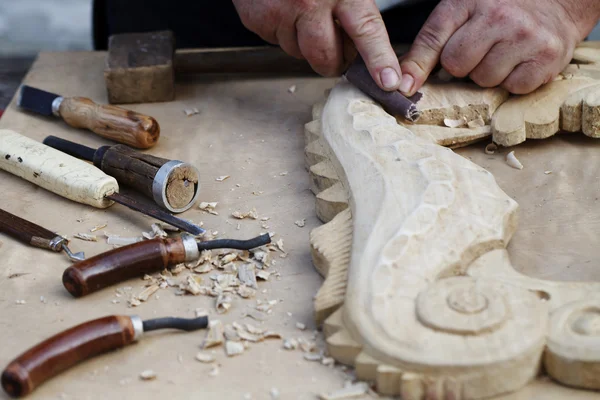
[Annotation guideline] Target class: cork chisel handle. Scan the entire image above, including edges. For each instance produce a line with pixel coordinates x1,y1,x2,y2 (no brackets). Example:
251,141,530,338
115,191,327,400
1,316,137,398
59,97,160,149
0,129,118,208
62,237,189,297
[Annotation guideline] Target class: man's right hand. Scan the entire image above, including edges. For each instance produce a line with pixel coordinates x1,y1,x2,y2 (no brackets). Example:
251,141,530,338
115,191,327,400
232,0,403,92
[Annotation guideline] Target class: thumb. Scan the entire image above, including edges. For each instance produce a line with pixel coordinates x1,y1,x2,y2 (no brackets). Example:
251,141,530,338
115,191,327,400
399,0,470,96
335,0,401,91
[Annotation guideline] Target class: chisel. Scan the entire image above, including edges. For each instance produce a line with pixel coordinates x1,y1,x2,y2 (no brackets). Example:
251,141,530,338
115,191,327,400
62,232,271,297
0,129,204,235
0,207,84,262
16,85,160,149
1,314,208,398
43,135,200,213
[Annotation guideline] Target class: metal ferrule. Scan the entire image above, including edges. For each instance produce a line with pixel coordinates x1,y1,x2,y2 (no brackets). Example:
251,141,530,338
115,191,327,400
51,97,63,117
47,235,67,252
130,315,144,341
152,160,201,213
181,233,200,262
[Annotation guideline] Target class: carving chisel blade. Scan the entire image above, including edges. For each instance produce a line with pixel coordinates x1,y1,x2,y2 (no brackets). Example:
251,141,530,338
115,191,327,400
16,85,61,117
106,192,205,236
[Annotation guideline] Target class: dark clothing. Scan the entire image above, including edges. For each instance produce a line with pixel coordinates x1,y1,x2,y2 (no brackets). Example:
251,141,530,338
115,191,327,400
92,0,439,51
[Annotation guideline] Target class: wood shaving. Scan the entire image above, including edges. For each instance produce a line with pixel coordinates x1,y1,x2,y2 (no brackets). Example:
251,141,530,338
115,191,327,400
203,320,224,348
216,175,230,182
209,366,220,377
318,382,370,400
485,143,498,155
262,332,281,340
221,253,238,264
90,224,107,232
275,239,285,253
256,304,272,313
136,284,159,302
253,251,268,265
216,294,233,314
170,264,186,275
506,151,524,170
225,340,245,357
199,202,219,215
216,274,238,288
127,297,141,307
283,338,298,350
296,322,306,331
139,370,156,381
321,357,335,366
224,324,240,341
443,117,467,128
467,116,485,128
74,233,97,242
40,296,47,304
184,107,200,116
236,329,263,343
303,352,322,362
245,323,266,335
545,170,553,175
182,276,207,295
298,338,316,353
294,219,306,228
288,85,297,94
256,271,271,281
261,217,270,221
160,223,179,232
238,264,258,288
279,171,288,176
15,300,26,305
195,308,209,318
232,209,258,220
237,285,256,299
195,352,215,363
151,223,168,238
244,309,268,321
105,234,143,246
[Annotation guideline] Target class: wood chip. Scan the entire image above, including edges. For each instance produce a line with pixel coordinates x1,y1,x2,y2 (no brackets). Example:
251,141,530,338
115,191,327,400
199,202,219,215
298,338,315,353
232,209,258,220
485,143,497,155
15,300,26,305
209,366,220,377
443,117,467,128
238,264,258,288
256,271,271,281
283,338,298,350
237,285,257,299
216,294,233,314
195,352,215,363
321,357,335,366
244,309,268,321
203,320,224,348
506,151,524,170
137,284,159,302
183,276,206,295
237,330,263,342
195,308,209,318
151,223,168,238
74,233,97,242
294,219,306,228
90,224,107,232
184,107,200,116
288,85,297,93
270,388,280,400
170,264,186,275
216,175,230,182
256,304,272,313
318,382,370,400
545,170,553,175
275,239,285,252
216,274,238,288
303,352,322,362
296,322,306,331
139,370,156,381
106,234,143,246
224,324,240,341
225,340,245,357
244,323,265,335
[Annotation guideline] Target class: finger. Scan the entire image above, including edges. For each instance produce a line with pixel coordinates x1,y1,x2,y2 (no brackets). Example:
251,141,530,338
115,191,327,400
334,0,401,91
500,61,551,94
439,16,498,78
468,42,527,87
399,0,471,96
276,16,304,59
297,12,344,77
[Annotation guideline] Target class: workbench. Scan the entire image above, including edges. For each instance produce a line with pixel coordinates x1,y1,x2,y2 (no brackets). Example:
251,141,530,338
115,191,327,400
0,52,598,400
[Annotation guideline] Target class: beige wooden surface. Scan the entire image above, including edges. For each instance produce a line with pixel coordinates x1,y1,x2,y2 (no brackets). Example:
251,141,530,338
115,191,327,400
0,52,598,400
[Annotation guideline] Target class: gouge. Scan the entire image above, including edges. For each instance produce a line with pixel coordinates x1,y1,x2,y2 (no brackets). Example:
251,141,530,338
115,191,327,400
1,314,208,398
0,207,84,262
63,233,271,297
16,85,160,149
0,129,204,235
43,135,200,213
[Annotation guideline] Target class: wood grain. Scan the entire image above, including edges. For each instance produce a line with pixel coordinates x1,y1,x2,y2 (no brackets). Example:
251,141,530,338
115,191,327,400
1,316,135,398
0,207,61,251
59,97,160,149
62,237,187,297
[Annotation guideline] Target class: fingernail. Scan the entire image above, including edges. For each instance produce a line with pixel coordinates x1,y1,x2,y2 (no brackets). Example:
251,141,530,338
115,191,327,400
380,67,399,89
399,74,414,95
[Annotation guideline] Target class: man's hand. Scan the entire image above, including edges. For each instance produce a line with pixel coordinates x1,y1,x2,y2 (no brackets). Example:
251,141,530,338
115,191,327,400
232,0,402,91
399,0,600,96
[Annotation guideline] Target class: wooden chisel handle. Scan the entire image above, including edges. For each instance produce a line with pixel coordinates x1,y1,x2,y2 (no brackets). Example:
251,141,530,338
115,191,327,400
59,97,160,149
0,129,118,208
63,236,197,297
1,315,138,398
0,208,63,251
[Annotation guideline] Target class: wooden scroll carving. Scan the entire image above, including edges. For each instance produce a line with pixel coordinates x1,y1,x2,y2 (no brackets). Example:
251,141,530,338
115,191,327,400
305,80,600,398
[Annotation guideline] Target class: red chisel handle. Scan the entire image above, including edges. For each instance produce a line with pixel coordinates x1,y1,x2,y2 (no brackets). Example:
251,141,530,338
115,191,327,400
62,236,198,297
1,315,138,398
